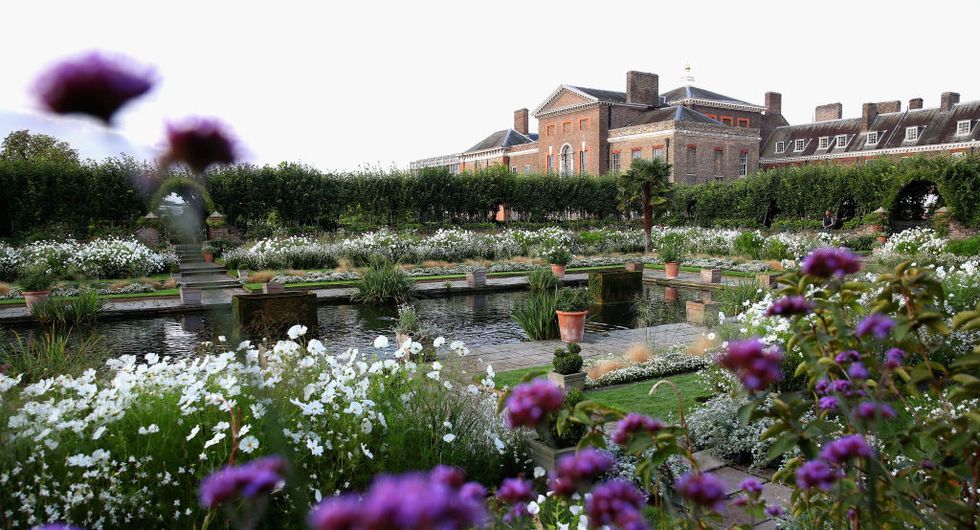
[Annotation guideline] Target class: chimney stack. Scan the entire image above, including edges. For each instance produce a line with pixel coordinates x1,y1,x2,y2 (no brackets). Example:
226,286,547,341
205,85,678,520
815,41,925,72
908,98,923,110
765,92,782,115
513,108,529,135
941,92,960,112
626,71,659,106
861,103,879,131
875,100,901,113
815,103,843,122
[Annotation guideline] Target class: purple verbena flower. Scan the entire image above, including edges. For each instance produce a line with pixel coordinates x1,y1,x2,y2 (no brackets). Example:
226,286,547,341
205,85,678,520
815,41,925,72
853,401,897,421
818,396,840,411
504,380,564,428
819,434,873,465
802,247,862,278
675,472,727,512
796,460,839,491
765,503,785,517
885,348,906,370
198,455,287,508
834,350,860,364
549,448,614,496
611,413,665,445
164,117,238,173
848,362,870,380
718,337,784,392
814,378,831,395
496,477,534,505
33,525,85,530
307,494,362,530
765,295,814,317
740,477,763,496
430,465,465,488
855,313,895,340
830,379,852,394
586,479,648,530
34,51,154,123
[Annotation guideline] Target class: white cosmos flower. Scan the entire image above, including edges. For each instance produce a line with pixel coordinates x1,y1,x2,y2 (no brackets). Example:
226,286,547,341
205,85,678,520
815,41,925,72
409,342,423,355
442,433,456,443
92,426,106,440
443,421,453,429
239,436,259,453
307,439,324,456
373,336,389,349
186,425,201,441
527,501,540,515
361,418,373,434
361,443,374,459
218,335,227,343
287,325,308,340
204,432,225,449
138,424,160,435
307,339,326,355
533,466,546,478
433,336,445,348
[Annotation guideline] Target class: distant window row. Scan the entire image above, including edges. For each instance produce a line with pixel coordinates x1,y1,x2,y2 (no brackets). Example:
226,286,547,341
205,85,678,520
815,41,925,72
775,120,974,154
705,114,751,128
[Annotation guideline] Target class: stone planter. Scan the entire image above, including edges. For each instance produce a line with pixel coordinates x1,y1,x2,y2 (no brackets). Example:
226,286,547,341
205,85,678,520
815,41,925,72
180,287,202,306
465,270,486,288
262,282,284,294
756,273,778,289
664,262,680,279
22,290,50,312
550,264,566,280
624,260,645,272
556,310,588,343
700,268,722,284
686,300,721,325
548,371,587,392
527,438,577,473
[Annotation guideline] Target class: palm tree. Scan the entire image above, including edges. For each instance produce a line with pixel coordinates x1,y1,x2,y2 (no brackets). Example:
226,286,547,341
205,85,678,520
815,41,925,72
618,158,672,253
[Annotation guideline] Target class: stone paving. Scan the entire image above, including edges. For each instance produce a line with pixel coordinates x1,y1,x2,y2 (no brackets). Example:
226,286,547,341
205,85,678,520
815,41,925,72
691,451,792,529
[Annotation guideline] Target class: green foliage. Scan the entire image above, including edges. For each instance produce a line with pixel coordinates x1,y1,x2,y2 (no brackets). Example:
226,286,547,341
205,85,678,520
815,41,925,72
202,239,237,258
717,279,765,316
555,287,592,312
844,234,877,252
350,257,415,305
946,234,980,256
1,130,79,165
31,290,105,326
527,267,559,292
0,329,106,382
552,344,584,375
511,289,559,340
19,263,52,292
544,247,572,266
733,231,765,259
547,389,588,448
657,233,684,263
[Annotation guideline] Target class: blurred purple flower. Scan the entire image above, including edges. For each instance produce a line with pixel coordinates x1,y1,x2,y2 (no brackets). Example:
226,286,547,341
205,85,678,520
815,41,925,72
855,313,895,340
430,465,465,488
675,472,727,512
549,448,614,496
820,434,873,465
307,495,361,530
814,378,831,395
796,460,839,491
818,396,840,411
164,117,238,173
199,455,286,508
33,525,85,530
765,503,785,517
801,247,862,278
853,401,896,421
611,413,665,445
496,477,534,505
885,348,906,369
586,479,648,530
740,477,763,496
718,337,784,392
765,295,814,317
34,51,154,123
848,362,870,380
504,380,564,428
834,350,860,364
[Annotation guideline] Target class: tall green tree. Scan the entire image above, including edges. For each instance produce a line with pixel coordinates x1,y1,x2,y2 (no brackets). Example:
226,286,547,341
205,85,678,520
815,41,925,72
0,130,79,165
619,158,672,252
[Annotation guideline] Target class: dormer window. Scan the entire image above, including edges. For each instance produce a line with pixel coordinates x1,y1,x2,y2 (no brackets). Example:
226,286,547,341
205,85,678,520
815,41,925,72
835,134,848,148
793,139,805,152
905,126,919,142
957,120,972,136
866,131,880,146
775,141,786,154
818,137,830,149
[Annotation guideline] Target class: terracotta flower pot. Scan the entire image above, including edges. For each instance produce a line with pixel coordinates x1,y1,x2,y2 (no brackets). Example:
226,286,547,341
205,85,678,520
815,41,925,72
664,286,678,302
22,290,51,312
550,264,566,280
664,262,680,279
203,252,214,263
877,235,888,244
556,310,588,343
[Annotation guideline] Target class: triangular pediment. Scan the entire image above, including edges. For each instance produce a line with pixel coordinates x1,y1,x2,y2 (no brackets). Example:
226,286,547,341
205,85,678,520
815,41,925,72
532,85,596,117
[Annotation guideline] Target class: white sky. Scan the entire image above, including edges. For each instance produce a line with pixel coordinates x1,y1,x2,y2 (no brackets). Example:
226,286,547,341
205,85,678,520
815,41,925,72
2,0,977,170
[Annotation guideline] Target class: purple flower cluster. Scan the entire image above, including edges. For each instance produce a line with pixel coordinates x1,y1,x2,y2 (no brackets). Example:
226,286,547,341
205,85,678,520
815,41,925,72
33,525,84,530
801,247,862,278
504,380,564,428
795,459,841,491
718,338,784,392
765,295,814,317
611,413,665,445
852,401,897,422
739,477,763,496
855,313,895,340
34,51,154,123
815,378,864,399
818,396,839,411
549,448,614,496
885,348,906,369
675,472,727,512
309,467,487,530
586,479,649,530
164,117,238,173
797,434,873,491
198,456,286,508
848,362,870,380
834,350,860,364
819,434,874,465
496,476,535,521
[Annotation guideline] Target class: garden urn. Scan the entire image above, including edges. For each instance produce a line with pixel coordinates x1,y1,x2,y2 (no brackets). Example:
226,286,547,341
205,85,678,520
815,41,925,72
664,262,680,279
22,290,51,312
550,264,566,280
556,310,588,343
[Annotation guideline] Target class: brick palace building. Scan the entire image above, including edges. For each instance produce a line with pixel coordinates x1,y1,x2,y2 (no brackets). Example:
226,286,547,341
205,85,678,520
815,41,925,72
412,69,980,182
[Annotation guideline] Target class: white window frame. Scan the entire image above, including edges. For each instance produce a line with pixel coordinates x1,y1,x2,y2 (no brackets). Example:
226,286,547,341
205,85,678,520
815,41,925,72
793,139,805,152
738,152,748,177
866,131,879,146
956,120,972,136
818,137,830,149
775,141,785,154
905,126,919,142
835,134,848,148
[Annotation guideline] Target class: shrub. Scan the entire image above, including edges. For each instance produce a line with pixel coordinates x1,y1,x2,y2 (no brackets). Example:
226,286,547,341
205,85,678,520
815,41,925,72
844,234,877,252
511,289,558,340
546,389,587,448
555,287,592,312
544,247,572,266
351,257,415,305
552,344,584,375
658,233,685,263
18,262,52,292
733,231,765,259
527,267,559,292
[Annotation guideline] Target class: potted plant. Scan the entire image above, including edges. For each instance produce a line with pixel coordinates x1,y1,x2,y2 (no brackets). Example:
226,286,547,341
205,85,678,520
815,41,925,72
545,247,572,280
526,389,589,471
201,241,215,263
658,234,684,279
19,263,53,312
548,342,586,391
393,304,438,361
555,287,591,343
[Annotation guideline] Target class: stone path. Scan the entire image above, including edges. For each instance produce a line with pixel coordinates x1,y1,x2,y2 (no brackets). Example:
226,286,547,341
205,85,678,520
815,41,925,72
691,451,792,529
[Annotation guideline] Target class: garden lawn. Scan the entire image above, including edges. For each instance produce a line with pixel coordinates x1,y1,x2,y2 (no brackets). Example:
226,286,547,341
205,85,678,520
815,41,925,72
0,288,180,305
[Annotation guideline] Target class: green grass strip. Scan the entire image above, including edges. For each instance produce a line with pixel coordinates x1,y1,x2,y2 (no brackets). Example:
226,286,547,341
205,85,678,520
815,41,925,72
0,288,180,306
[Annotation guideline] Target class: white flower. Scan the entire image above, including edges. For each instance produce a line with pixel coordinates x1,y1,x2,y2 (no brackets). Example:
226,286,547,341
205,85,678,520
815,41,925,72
138,424,160,435
204,432,225,449
287,325,308,339
307,439,324,456
186,425,201,441
307,339,326,355
361,443,374,459
92,426,106,440
707,332,716,341
409,342,423,355
218,335,227,343
442,433,456,443
533,466,546,478
527,501,540,515
361,418,373,434
239,435,259,453
433,336,445,348
373,336,389,349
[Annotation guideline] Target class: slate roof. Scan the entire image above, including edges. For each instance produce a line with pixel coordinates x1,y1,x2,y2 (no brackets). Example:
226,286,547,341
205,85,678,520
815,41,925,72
662,85,762,109
567,86,628,104
465,129,537,153
623,105,723,127
761,100,980,159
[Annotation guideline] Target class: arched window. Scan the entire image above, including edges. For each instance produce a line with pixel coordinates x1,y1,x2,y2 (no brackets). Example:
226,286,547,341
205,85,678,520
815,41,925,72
559,144,573,176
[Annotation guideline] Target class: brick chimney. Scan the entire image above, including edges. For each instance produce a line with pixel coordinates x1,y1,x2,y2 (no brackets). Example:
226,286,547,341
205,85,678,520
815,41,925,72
875,100,901,113
815,103,842,122
765,92,782,115
626,71,659,106
941,92,960,112
908,98,923,110
861,103,879,131
513,108,529,135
